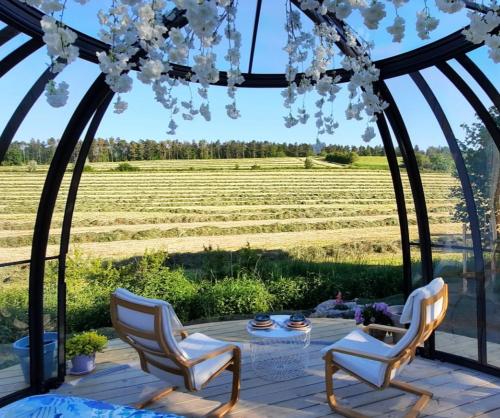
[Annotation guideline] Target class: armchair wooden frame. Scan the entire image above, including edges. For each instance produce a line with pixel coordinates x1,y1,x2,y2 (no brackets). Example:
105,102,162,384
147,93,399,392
110,294,241,418
323,284,448,418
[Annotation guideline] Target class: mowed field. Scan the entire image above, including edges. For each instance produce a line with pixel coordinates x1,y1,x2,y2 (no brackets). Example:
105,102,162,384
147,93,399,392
0,157,460,263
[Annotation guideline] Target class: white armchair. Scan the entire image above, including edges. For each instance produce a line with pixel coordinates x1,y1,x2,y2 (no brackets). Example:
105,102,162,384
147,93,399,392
110,288,241,418
321,277,448,418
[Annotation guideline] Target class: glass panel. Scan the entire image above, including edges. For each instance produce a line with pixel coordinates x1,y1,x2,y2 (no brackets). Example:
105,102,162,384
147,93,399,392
433,247,478,361
455,111,500,368
0,263,30,398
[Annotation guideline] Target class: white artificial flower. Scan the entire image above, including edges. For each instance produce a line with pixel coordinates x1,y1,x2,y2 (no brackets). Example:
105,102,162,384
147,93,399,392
137,59,164,84
463,11,500,44
360,1,386,30
113,97,128,114
362,126,376,142
416,10,439,40
167,119,178,135
435,0,465,14
284,114,299,128
387,16,405,43
200,103,211,121
44,80,69,108
226,102,241,119
485,34,500,63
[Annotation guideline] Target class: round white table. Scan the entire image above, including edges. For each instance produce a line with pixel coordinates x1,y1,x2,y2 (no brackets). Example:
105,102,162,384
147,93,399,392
246,315,311,381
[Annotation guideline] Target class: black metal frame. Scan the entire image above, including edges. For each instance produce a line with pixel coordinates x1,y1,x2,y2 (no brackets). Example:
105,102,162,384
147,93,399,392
0,0,499,406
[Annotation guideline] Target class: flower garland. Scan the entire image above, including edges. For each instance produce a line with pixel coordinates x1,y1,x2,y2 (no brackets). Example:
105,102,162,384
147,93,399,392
18,0,500,142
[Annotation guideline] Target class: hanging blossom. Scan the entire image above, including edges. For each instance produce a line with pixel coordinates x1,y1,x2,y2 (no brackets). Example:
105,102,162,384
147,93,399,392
22,0,500,137
435,0,465,14
224,1,244,120
44,80,69,108
416,7,440,40
19,0,84,107
463,9,500,63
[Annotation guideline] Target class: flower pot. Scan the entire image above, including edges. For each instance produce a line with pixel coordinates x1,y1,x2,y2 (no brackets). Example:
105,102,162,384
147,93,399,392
69,353,96,375
12,332,58,384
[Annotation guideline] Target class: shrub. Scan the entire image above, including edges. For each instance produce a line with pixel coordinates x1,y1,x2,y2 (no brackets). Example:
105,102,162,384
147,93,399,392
325,151,359,165
250,164,261,170
27,160,37,172
83,164,95,173
304,157,314,169
66,331,107,358
142,267,199,321
115,162,140,172
266,276,309,311
199,276,272,317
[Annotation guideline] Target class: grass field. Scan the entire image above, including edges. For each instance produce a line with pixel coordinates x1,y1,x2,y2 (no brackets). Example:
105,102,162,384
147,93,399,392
0,156,460,263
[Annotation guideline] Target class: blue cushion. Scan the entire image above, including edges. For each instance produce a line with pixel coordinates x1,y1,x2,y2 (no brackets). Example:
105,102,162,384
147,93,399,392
0,394,184,417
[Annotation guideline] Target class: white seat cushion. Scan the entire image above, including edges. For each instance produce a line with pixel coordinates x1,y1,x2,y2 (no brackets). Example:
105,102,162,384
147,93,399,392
321,329,394,387
145,333,236,390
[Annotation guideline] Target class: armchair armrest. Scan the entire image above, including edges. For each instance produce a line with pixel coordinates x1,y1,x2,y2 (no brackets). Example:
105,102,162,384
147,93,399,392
364,324,407,335
325,346,392,363
186,344,240,367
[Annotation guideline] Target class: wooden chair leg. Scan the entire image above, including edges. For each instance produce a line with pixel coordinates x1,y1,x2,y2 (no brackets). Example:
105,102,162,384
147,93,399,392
208,351,241,418
324,349,433,418
324,354,368,418
390,380,433,418
134,385,177,410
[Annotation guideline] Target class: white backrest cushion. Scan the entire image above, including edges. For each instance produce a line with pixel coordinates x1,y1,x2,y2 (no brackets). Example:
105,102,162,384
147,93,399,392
113,288,187,359
387,278,445,358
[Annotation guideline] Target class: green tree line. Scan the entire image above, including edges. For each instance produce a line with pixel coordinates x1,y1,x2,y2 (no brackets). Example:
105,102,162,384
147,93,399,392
2,138,391,165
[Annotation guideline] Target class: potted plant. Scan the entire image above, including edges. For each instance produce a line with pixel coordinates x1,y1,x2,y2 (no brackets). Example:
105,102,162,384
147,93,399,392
66,331,107,375
354,302,393,340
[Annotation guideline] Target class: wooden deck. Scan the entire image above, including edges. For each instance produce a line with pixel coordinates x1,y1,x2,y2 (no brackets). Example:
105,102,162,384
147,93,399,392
50,318,500,417
1,318,500,416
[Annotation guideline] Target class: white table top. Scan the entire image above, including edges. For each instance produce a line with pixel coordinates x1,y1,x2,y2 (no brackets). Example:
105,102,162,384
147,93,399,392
246,315,312,338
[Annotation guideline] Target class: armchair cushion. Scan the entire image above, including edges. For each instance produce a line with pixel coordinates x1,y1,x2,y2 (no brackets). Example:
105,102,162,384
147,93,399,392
388,277,445,357
145,333,236,390
321,329,394,387
113,288,188,359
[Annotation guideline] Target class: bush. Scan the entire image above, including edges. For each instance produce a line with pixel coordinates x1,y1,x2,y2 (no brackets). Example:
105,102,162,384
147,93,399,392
250,164,261,170
142,267,199,321
115,162,140,172
199,276,272,317
27,160,37,172
325,151,359,165
66,331,107,358
304,157,314,169
266,276,309,311
83,164,95,173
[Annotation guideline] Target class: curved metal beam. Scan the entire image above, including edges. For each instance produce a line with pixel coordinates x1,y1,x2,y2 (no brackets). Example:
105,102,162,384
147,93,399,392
0,37,43,77
377,81,434,284
375,114,412,299
436,62,500,150
0,25,18,47
248,0,262,74
411,70,487,365
28,73,110,391
56,91,114,380
456,54,500,110
0,66,58,162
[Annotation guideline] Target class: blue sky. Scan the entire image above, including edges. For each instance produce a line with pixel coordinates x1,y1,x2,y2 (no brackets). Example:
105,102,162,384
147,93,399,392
0,0,497,150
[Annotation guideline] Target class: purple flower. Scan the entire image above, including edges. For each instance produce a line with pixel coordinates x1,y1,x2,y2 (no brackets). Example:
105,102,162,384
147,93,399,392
354,307,364,325
373,302,389,314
